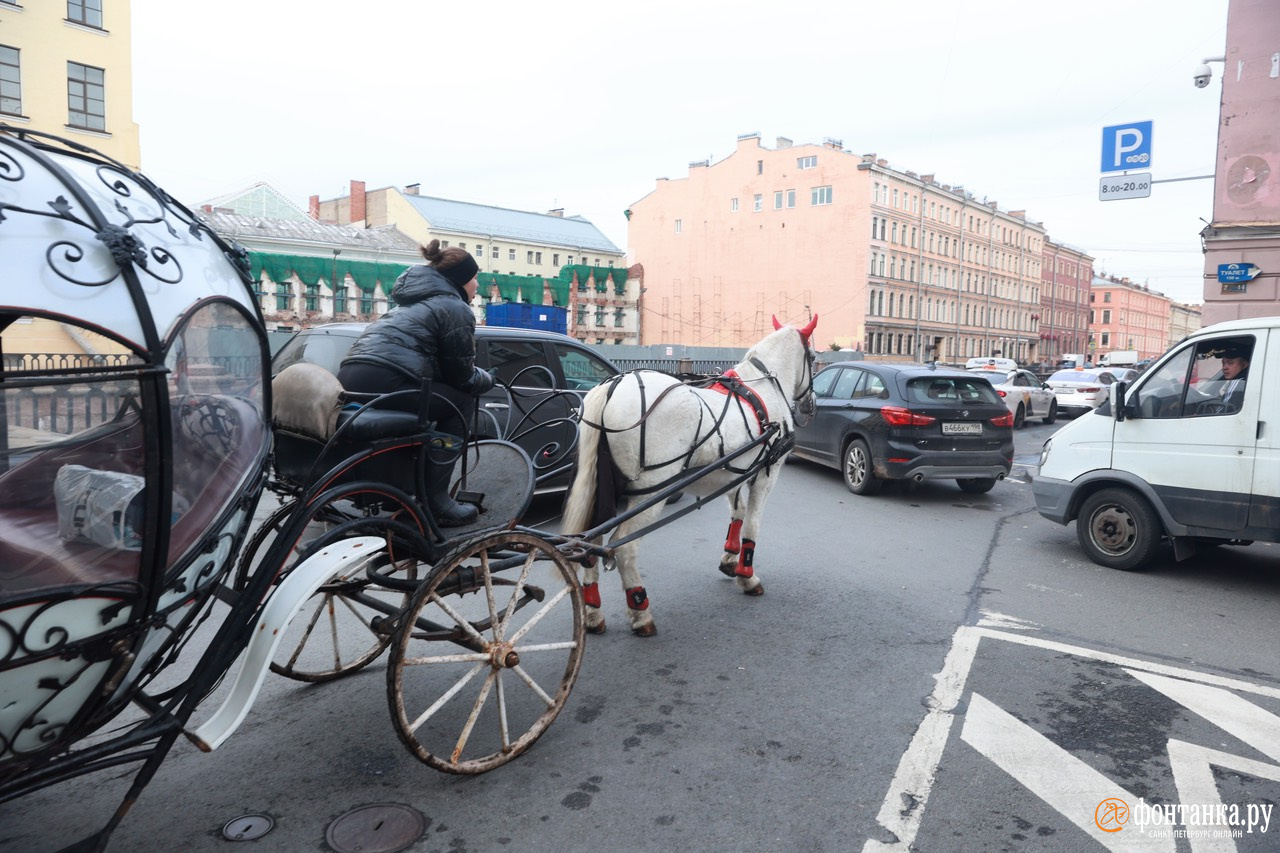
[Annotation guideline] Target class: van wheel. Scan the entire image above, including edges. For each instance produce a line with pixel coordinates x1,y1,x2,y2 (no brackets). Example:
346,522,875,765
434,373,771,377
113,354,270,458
956,478,996,494
842,439,882,495
1043,399,1057,425
1013,404,1026,429
1077,488,1163,571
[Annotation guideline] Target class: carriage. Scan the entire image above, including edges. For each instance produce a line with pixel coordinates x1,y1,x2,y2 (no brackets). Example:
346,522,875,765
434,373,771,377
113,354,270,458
0,126,814,851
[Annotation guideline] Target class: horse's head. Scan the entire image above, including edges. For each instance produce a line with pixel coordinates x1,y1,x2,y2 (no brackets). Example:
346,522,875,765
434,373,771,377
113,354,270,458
771,314,819,425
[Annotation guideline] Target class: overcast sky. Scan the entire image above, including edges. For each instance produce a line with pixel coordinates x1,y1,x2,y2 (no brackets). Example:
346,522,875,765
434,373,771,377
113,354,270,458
132,0,1229,306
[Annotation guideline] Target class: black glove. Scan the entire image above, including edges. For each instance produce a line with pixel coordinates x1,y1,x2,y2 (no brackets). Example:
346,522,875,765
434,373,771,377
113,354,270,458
469,366,496,394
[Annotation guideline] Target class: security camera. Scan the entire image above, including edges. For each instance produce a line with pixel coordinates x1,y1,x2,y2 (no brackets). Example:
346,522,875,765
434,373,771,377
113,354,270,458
1193,63,1212,88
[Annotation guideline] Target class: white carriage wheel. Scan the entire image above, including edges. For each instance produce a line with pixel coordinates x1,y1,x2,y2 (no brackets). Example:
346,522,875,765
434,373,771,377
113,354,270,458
386,530,585,774
266,483,428,683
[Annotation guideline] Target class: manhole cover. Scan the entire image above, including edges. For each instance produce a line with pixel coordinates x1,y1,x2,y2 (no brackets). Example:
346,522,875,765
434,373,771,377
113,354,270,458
325,803,425,853
222,813,274,841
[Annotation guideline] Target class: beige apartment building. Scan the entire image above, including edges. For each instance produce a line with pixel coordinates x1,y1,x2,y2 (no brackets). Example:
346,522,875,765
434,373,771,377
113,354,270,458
0,0,140,168
627,133,1047,363
314,181,640,345
1088,276,1172,360
1168,301,1203,348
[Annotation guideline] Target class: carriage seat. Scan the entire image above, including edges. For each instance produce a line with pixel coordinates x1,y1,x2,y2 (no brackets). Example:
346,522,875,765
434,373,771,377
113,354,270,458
271,363,427,491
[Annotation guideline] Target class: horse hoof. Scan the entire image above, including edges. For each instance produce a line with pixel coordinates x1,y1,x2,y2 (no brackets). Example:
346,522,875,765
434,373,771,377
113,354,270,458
586,621,606,635
632,623,657,637
742,582,764,596
718,563,737,578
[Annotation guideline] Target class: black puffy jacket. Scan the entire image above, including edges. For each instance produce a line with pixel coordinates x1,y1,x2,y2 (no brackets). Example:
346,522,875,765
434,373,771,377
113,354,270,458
339,264,493,394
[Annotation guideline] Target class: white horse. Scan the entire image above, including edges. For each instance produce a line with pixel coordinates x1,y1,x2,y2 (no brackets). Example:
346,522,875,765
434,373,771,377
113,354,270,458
561,315,818,636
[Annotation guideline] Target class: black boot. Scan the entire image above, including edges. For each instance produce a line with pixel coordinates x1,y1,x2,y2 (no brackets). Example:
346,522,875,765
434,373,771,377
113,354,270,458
425,457,478,527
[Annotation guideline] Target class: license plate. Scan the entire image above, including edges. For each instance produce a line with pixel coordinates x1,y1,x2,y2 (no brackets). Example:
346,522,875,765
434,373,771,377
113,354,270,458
942,422,982,435
1055,388,1073,395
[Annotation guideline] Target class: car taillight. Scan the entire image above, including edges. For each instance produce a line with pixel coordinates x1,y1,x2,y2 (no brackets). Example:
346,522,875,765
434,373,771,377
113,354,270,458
997,389,1008,397
1080,387,1101,393
991,412,1014,427
881,405,937,426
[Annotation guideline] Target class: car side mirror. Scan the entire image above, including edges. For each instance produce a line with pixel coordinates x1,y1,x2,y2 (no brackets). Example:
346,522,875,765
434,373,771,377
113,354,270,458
1112,381,1132,421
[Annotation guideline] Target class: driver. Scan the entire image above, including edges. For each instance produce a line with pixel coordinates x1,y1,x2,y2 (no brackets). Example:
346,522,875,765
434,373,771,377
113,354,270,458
1217,346,1250,410
337,240,495,526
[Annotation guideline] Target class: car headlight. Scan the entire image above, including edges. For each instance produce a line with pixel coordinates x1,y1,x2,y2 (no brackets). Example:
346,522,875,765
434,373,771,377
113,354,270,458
1038,438,1052,469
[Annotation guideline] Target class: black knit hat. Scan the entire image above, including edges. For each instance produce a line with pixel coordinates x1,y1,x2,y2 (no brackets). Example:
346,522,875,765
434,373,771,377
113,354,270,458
440,254,479,290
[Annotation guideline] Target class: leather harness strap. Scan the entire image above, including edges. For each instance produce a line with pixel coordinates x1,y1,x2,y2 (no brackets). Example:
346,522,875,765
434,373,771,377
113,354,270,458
708,369,768,436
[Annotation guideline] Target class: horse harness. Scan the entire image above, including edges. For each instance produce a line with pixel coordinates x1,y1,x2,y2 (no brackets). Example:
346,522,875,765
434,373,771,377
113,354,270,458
584,356,798,497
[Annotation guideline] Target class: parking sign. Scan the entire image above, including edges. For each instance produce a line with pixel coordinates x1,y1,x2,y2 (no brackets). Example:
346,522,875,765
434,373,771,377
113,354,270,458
1100,121,1153,173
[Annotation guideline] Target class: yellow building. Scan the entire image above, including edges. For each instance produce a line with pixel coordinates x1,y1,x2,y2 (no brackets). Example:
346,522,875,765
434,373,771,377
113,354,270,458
0,0,140,168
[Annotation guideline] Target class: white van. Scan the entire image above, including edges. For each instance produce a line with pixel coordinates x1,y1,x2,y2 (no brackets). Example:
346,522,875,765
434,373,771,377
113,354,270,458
1033,317,1271,570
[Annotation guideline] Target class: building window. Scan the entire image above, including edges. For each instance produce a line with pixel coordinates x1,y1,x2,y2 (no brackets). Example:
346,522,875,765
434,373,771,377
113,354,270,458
797,155,816,170
576,306,588,326
527,250,534,263
811,186,832,206
730,197,739,212
535,251,542,264
753,194,762,212
67,0,103,28
361,292,374,314
757,160,763,175
0,45,19,116
595,307,605,326
304,283,319,312
459,243,467,251
67,62,105,131
474,244,483,257
275,283,291,311
567,255,574,265
674,219,682,234
1102,309,1111,323
508,248,516,261
1103,292,1111,302
774,191,783,210
786,189,796,208
613,308,624,327
491,246,499,259
334,288,348,314
553,253,560,266
1101,332,1110,346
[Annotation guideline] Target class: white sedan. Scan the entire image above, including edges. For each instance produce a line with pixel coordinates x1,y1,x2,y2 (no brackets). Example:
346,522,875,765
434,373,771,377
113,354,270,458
967,365,1058,428
1045,367,1128,417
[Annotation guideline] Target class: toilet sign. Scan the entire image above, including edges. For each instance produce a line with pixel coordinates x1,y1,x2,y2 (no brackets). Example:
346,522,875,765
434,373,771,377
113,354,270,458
1101,121,1153,173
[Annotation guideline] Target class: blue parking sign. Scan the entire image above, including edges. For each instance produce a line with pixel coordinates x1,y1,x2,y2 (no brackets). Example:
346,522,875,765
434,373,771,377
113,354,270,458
1101,121,1153,173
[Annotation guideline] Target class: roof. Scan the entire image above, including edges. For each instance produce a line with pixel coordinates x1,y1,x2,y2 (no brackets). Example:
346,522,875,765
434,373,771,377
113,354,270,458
401,194,622,254
197,210,420,254
200,183,311,221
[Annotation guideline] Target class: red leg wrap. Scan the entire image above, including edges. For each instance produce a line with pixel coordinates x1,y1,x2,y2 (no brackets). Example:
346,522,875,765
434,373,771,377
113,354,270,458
582,582,601,609
626,586,649,611
735,539,756,578
724,518,743,554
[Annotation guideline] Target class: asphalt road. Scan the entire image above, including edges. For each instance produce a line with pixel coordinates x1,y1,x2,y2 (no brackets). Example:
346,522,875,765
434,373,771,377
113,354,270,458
5,416,1280,852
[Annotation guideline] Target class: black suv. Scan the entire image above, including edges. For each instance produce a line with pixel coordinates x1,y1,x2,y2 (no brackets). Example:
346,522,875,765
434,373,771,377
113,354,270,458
791,362,1014,495
271,323,621,491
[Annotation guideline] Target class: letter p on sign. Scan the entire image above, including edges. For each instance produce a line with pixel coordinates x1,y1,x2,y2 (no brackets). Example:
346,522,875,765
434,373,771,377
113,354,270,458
1101,121,1153,173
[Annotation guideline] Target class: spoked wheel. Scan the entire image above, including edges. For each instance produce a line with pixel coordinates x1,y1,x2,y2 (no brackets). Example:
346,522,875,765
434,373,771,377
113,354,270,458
387,529,585,774
265,482,432,683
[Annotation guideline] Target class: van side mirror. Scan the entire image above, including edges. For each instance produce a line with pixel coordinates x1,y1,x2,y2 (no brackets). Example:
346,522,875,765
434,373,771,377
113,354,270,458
1113,381,1134,421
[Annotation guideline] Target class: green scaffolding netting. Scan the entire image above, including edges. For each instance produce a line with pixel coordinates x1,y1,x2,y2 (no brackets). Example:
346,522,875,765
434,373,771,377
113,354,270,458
476,272,570,307
248,251,412,295
558,264,628,294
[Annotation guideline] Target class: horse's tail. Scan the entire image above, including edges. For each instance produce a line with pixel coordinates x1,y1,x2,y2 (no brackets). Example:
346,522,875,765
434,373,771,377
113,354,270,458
561,382,610,535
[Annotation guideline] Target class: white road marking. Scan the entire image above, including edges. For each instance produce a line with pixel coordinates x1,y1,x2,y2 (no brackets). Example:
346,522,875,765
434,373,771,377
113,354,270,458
960,692,1173,852
1165,740,1280,851
864,626,1280,851
1126,669,1280,762
976,610,1040,631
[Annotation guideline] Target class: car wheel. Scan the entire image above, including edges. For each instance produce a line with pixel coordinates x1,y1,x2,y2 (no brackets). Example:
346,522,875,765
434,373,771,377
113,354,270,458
1043,399,1057,425
1076,487,1163,571
956,477,996,494
842,439,882,495
1013,404,1026,429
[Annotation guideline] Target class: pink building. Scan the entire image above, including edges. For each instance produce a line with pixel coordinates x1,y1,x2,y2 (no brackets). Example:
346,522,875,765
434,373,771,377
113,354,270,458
1040,239,1094,366
1088,276,1172,360
628,133,1047,363
1200,0,1280,322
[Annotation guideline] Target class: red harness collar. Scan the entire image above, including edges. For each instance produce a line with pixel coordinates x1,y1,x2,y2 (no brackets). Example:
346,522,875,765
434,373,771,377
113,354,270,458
710,369,769,434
